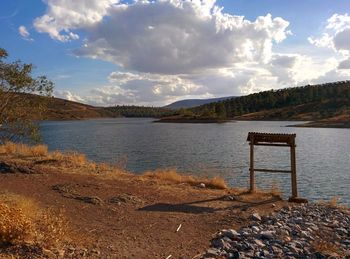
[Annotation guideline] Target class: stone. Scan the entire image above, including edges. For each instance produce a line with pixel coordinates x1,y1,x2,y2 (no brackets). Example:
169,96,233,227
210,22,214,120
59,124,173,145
199,183,206,188
227,250,240,259
221,229,240,239
205,248,220,257
260,231,274,240
212,238,231,250
251,213,261,221
254,239,265,247
336,227,348,235
252,226,260,232
79,196,103,205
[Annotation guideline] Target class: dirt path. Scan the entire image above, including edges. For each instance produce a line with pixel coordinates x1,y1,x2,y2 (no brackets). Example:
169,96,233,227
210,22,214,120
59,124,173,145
0,160,284,258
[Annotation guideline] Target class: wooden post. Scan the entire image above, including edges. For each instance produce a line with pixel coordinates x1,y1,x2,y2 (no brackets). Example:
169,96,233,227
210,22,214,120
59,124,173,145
249,137,255,193
290,143,297,198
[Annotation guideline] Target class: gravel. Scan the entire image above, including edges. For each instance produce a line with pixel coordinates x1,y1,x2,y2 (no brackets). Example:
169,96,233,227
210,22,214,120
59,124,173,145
202,203,350,258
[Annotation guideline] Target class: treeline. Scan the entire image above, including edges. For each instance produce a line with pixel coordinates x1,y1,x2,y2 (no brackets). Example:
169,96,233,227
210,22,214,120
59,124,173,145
190,81,350,118
105,105,177,118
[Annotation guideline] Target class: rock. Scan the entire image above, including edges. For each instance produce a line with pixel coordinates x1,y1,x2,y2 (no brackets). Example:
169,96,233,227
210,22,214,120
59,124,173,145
198,183,206,188
254,239,265,247
336,227,348,235
79,196,103,205
204,248,220,257
251,213,261,221
91,249,101,255
252,226,260,232
212,238,231,250
224,195,237,201
42,248,56,258
109,194,144,205
260,231,274,240
203,203,350,258
221,229,240,239
0,162,34,174
227,250,240,259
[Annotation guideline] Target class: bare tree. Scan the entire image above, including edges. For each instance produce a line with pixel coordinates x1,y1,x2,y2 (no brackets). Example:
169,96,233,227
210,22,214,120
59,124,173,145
0,48,54,143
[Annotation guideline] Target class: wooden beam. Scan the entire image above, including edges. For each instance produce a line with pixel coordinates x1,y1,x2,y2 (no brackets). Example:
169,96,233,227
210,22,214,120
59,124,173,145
249,140,255,193
252,168,292,173
291,145,297,198
253,143,291,147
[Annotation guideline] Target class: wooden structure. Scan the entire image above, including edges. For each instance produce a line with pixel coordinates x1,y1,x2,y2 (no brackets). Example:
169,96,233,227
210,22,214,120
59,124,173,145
247,132,300,200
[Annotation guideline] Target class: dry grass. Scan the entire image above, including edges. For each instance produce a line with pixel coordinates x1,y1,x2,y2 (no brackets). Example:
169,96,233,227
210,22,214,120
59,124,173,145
0,203,34,245
142,169,227,189
269,182,282,197
0,142,227,188
0,192,69,248
0,142,48,157
316,196,348,210
312,240,344,257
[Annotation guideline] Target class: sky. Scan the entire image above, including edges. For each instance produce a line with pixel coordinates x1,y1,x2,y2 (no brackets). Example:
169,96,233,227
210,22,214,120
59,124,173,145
1,0,350,106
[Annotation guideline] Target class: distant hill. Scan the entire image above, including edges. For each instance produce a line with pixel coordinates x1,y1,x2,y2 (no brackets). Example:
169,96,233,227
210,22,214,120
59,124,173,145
14,81,350,128
190,80,350,127
19,95,176,120
164,96,236,109
44,97,114,120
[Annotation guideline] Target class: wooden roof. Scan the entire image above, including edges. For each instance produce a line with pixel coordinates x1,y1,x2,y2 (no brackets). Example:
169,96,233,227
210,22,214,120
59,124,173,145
247,132,296,145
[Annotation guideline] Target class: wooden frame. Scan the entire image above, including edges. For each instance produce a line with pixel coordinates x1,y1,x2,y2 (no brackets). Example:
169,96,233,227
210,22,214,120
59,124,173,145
247,132,298,199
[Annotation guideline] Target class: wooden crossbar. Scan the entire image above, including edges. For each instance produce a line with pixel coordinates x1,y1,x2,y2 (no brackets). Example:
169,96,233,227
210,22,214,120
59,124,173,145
254,143,291,147
252,168,292,173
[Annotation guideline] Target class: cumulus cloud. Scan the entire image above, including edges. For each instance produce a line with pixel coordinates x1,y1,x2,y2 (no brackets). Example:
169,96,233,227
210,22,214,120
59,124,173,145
34,0,119,41
74,2,290,74
309,13,350,70
54,90,86,103
18,25,33,41
33,1,349,106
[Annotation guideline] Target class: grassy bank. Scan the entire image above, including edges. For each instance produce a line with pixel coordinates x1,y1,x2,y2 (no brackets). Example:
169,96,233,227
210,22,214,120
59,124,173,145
1,142,347,258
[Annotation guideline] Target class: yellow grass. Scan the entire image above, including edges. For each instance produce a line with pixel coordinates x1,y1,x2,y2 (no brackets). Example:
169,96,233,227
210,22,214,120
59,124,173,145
316,196,348,210
0,142,48,157
0,142,225,188
143,169,227,189
312,240,344,257
0,192,68,248
0,203,34,245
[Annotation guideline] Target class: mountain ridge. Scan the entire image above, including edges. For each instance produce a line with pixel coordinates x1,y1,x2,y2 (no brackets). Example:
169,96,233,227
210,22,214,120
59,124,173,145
164,96,236,109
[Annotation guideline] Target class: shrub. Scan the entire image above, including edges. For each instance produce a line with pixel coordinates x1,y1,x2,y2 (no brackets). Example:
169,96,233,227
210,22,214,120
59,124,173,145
0,193,68,248
0,203,34,245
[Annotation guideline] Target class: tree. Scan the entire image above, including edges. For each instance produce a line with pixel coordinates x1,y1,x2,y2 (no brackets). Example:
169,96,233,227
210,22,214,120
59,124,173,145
0,48,54,143
215,102,226,118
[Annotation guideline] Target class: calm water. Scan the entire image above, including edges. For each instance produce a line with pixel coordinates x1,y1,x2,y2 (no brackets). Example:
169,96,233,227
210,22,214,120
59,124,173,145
40,118,350,205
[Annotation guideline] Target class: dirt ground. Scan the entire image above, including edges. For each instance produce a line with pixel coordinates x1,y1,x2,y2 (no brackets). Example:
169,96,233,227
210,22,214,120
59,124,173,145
0,158,285,259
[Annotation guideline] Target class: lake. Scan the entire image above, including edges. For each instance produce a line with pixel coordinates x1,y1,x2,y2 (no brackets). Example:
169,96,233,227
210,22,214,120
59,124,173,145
40,118,350,205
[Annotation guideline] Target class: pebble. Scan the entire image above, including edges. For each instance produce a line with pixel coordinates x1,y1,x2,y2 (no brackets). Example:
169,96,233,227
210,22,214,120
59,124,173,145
201,203,350,258
251,213,261,221
199,183,206,188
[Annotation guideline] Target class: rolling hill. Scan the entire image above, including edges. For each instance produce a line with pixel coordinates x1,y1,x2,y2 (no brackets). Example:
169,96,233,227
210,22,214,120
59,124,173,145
189,80,350,127
164,96,236,109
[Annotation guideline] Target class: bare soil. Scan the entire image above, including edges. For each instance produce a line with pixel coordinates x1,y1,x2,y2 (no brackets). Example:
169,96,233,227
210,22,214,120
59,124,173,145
0,158,285,258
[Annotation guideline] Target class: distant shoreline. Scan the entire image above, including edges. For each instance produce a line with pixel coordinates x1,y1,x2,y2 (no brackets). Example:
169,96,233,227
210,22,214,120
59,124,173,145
154,116,233,123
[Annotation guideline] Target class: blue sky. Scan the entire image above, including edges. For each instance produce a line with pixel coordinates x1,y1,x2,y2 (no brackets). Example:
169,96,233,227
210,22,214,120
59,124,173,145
1,0,350,106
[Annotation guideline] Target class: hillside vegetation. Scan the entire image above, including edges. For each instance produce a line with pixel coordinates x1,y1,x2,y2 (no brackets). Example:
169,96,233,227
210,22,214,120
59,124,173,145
190,81,350,125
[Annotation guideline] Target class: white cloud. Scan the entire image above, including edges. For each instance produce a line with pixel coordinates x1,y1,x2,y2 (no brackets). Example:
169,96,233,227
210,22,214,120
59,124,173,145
18,25,33,41
34,0,119,41
309,13,350,68
34,2,350,105
54,90,85,103
73,2,290,74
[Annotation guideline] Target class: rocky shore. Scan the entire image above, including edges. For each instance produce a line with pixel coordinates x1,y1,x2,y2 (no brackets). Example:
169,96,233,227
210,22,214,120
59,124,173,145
202,203,349,258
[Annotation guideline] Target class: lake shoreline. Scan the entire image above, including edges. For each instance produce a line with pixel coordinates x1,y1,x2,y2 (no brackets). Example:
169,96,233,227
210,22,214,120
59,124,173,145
0,143,349,258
